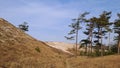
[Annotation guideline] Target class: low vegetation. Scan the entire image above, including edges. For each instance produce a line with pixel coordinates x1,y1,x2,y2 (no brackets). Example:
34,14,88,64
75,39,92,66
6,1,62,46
67,55,120,68
35,46,41,53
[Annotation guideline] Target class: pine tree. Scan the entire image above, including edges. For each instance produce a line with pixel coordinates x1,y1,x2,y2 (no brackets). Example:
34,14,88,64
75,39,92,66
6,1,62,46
65,12,89,56
80,39,91,55
114,13,120,54
85,18,95,54
18,22,29,32
105,27,113,51
93,11,111,56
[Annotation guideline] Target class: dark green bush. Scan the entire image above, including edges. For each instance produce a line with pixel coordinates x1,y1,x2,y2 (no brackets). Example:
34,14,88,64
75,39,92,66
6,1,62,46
104,50,115,56
35,47,40,53
110,44,117,53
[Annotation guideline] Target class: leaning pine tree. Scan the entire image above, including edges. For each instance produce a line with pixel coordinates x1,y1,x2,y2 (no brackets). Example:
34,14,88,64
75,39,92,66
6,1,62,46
84,18,95,55
114,13,120,54
65,12,89,56
80,39,91,55
93,11,111,56
81,23,94,56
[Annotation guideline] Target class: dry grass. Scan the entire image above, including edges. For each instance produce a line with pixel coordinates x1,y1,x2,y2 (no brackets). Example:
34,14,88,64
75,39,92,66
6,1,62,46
0,18,67,68
1,18,120,68
67,55,120,68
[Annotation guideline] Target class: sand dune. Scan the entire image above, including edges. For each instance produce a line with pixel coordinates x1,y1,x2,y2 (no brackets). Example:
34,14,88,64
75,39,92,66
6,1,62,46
46,42,75,54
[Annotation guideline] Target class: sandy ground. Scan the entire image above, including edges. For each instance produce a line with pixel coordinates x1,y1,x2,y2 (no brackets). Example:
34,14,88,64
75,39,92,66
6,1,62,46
45,42,95,54
45,42,75,54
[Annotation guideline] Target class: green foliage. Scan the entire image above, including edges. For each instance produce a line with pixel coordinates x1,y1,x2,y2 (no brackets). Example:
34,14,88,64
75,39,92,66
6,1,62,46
93,11,111,45
79,50,101,57
114,13,120,54
65,12,89,56
35,47,41,53
80,39,90,48
94,50,101,57
65,11,120,57
65,12,89,40
110,44,118,53
18,22,29,31
114,13,120,27
104,51,114,56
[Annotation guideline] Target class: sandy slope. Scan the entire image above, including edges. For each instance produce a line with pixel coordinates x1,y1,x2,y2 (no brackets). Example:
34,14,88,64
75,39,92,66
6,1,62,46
46,42,95,54
46,42,75,54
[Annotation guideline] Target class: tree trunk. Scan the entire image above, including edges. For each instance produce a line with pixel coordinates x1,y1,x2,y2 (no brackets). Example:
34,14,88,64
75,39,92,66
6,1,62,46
100,28,103,56
118,40,120,54
88,36,90,56
97,27,100,53
118,35,120,54
90,31,93,54
86,44,87,55
101,36,103,56
108,32,111,51
88,24,92,55
75,29,78,56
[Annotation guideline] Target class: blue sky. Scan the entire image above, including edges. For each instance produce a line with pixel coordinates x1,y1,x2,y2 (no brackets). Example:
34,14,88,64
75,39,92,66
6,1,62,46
0,0,120,43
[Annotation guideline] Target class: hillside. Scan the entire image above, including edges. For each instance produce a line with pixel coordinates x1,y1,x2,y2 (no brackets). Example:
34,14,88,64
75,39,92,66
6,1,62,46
0,18,67,68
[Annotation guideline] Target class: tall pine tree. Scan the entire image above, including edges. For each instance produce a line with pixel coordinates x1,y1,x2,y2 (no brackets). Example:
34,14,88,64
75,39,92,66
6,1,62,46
65,12,89,56
93,11,111,56
114,13,120,54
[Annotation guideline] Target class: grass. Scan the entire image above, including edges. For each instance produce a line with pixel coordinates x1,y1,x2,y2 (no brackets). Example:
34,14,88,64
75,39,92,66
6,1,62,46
1,18,120,68
0,19,68,68
67,55,120,68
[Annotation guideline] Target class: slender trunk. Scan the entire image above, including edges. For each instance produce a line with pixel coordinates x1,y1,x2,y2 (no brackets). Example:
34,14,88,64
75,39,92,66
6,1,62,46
90,29,93,54
75,29,78,56
88,36,90,55
118,35,120,54
86,44,87,55
101,36,103,56
97,27,100,52
108,32,111,51
90,37,93,54
100,28,103,56
118,40,120,54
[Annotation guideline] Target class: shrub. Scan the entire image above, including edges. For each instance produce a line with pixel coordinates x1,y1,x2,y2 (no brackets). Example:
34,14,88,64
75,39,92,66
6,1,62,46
35,47,40,53
110,44,117,53
104,51,114,55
